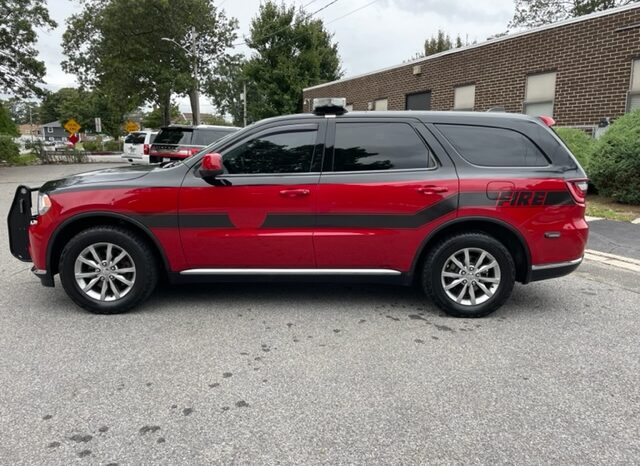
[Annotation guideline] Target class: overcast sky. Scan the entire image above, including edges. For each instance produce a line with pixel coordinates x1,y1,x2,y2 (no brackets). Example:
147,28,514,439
37,0,515,112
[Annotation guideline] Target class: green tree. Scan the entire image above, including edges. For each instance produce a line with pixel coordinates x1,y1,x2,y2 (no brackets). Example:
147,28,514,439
201,114,232,126
241,1,342,121
0,0,57,97
142,104,184,128
509,0,633,29
0,103,19,136
424,30,453,56
3,97,40,124
62,0,238,127
205,54,255,126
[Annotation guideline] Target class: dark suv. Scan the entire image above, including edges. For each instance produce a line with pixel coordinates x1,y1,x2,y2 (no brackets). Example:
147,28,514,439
8,99,588,317
149,124,238,163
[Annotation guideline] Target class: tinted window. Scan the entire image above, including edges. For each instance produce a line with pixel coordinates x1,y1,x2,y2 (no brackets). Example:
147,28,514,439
124,132,146,144
223,129,317,174
437,124,549,167
333,122,432,171
154,128,193,145
192,128,236,146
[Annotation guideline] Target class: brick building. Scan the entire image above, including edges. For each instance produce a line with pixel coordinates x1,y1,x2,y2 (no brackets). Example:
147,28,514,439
303,4,640,129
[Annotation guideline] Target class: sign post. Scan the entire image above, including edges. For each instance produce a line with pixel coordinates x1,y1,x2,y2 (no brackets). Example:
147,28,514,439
95,117,102,134
64,118,81,147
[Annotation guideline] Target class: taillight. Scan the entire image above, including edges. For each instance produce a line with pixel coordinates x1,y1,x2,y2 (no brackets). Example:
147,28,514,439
538,115,556,127
190,147,200,155
567,179,588,203
143,144,149,155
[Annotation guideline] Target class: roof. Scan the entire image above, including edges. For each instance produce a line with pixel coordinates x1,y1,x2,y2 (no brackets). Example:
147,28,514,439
41,121,62,127
162,124,239,130
304,2,640,92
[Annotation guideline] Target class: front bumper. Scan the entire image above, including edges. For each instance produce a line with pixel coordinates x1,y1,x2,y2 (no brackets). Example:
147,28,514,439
7,185,36,262
530,256,583,282
32,267,54,287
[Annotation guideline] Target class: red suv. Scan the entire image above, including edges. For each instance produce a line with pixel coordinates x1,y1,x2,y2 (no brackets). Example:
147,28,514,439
8,100,588,317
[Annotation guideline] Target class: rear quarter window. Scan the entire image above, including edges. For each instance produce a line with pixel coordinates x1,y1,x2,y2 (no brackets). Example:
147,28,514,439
437,124,549,167
124,132,146,144
192,129,236,146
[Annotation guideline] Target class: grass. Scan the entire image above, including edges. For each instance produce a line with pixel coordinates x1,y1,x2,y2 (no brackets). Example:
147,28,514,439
586,195,640,222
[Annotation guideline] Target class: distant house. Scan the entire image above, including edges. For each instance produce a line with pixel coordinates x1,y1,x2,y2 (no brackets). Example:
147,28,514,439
39,121,67,142
18,124,39,137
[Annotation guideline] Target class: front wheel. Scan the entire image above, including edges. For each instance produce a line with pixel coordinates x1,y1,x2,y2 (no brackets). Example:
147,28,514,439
59,226,158,314
422,233,515,318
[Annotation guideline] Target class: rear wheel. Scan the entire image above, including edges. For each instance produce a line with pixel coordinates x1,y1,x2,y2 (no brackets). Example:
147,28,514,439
422,233,515,318
59,226,158,314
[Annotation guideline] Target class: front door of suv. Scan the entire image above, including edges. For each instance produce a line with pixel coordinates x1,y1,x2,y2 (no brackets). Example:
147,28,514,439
179,121,324,268
315,118,459,272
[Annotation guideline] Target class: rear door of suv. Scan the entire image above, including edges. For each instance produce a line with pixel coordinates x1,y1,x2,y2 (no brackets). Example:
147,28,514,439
314,117,459,272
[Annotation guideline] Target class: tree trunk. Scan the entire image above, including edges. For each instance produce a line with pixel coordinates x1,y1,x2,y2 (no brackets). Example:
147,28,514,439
160,92,171,127
188,89,200,126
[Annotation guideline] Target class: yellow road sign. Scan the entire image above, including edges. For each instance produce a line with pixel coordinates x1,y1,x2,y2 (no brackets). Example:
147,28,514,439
64,118,81,134
124,121,140,133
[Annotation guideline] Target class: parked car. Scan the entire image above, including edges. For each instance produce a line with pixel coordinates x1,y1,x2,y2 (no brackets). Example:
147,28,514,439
43,140,73,151
149,124,238,163
8,99,588,317
122,131,158,165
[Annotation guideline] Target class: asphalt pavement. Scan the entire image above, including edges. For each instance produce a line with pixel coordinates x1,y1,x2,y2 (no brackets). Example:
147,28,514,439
1,164,639,465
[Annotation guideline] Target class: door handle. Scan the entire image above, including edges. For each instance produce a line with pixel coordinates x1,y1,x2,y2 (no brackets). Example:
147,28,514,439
279,189,310,197
417,185,448,194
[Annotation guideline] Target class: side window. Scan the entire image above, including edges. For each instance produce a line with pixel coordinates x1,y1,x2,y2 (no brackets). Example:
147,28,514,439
223,129,317,174
437,124,549,167
333,122,433,172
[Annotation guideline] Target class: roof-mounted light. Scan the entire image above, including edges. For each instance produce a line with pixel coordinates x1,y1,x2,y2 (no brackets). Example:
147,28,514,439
312,97,348,116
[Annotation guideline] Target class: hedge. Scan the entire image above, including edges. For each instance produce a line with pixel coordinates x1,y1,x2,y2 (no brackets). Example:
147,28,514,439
0,135,20,164
589,110,640,204
554,127,594,173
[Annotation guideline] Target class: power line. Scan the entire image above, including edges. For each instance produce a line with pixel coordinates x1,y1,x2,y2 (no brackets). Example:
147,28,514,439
231,0,341,47
326,0,379,25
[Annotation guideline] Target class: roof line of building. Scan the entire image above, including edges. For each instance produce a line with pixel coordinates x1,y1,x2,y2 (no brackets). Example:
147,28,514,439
303,2,640,92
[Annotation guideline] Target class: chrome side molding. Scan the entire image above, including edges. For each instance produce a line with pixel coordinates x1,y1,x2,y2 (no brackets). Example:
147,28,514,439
179,268,402,276
530,257,583,270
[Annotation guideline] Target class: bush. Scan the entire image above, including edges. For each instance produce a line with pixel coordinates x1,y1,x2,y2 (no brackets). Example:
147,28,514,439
82,140,99,151
104,140,122,151
0,135,20,164
555,127,594,172
590,110,640,204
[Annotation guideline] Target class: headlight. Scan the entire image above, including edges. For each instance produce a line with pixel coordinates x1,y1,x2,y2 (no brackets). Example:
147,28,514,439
37,193,52,216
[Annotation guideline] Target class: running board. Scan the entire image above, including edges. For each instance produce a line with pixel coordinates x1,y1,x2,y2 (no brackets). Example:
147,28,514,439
179,268,402,276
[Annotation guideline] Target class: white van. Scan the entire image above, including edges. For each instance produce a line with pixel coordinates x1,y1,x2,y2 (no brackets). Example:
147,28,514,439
122,131,158,164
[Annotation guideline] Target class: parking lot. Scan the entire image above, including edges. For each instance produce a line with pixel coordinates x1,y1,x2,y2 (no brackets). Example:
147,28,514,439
1,164,639,465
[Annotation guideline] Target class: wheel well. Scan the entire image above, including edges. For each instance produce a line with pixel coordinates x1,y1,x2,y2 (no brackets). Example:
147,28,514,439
48,214,168,277
414,219,530,283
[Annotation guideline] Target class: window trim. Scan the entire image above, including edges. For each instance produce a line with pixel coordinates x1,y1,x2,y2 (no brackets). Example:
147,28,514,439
523,71,557,117
373,98,388,111
219,123,321,176
327,120,438,173
434,123,552,169
47,127,54,133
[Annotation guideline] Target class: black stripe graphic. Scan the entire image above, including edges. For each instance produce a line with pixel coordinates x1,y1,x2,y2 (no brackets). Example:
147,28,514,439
134,190,575,230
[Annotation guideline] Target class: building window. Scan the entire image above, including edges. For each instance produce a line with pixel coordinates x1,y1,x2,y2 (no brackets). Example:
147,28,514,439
406,92,431,110
629,59,640,112
524,72,556,117
47,127,53,133
373,98,388,111
454,85,476,111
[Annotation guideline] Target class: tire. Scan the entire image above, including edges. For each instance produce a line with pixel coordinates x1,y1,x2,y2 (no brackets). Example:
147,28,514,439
422,232,515,318
59,226,158,314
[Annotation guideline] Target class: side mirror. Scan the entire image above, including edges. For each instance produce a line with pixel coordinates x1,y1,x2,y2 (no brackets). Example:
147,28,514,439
199,152,224,178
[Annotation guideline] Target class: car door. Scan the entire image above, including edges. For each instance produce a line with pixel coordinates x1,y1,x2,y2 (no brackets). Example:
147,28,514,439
314,117,459,272
179,120,325,269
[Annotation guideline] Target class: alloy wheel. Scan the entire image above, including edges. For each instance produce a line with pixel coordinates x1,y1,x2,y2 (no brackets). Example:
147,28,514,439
441,247,501,306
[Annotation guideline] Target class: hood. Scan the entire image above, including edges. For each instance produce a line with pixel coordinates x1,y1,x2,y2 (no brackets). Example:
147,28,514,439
40,165,156,193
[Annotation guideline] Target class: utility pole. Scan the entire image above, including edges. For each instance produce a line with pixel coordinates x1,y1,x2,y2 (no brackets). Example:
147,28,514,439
242,81,247,127
191,26,200,126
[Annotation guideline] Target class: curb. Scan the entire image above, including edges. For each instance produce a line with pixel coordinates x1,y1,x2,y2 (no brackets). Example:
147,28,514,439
584,249,640,273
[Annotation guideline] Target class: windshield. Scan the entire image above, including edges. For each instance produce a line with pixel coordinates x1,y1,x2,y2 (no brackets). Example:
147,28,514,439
154,128,193,145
